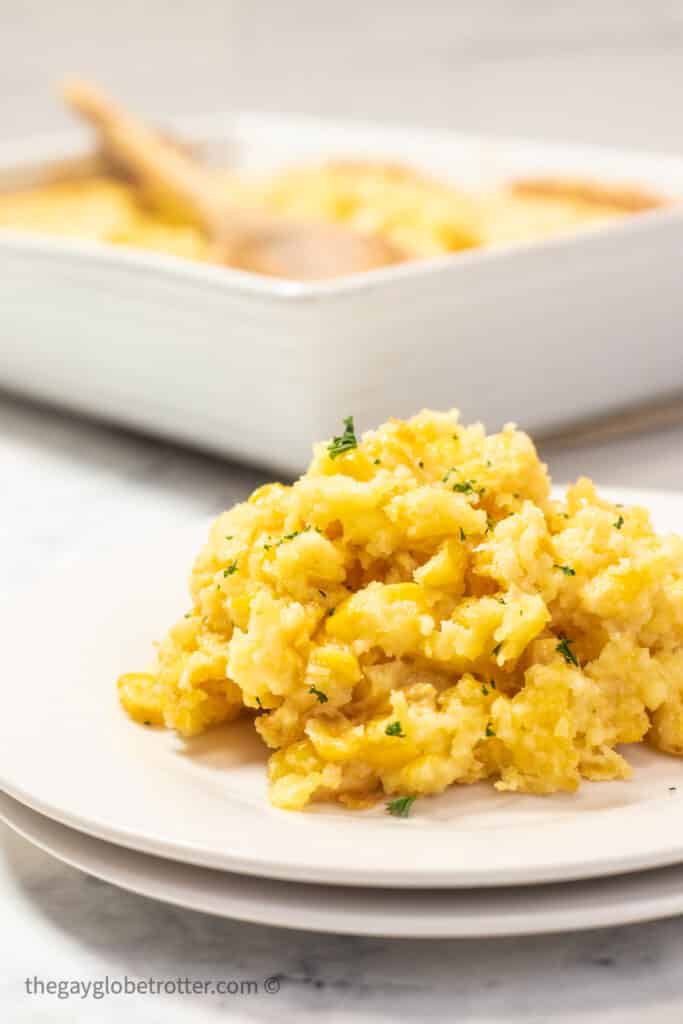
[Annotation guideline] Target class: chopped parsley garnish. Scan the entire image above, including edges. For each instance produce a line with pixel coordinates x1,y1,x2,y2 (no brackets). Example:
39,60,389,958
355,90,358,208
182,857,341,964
225,535,234,540
555,564,576,576
374,458,381,465
485,723,495,737
492,642,502,657
418,460,424,468
309,686,329,704
280,526,311,545
255,696,263,709
489,679,497,689
614,515,625,530
318,589,327,598
223,560,238,576
328,416,358,459
265,526,315,550
453,479,476,494
385,721,405,737
327,607,335,617
482,684,489,696
556,635,579,667
486,514,495,533
459,527,466,541
452,432,459,441
442,467,457,483
386,795,416,817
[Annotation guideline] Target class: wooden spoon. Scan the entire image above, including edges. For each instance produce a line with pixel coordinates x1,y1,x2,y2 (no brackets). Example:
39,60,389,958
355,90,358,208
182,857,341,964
62,78,403,280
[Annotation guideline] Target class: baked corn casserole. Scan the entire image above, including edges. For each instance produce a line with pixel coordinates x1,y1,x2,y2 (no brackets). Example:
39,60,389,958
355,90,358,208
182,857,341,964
119,410,683,813
0,160,665,270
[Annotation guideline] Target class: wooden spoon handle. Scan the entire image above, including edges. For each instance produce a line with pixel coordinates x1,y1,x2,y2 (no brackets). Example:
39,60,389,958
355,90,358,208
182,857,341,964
62,78,225,234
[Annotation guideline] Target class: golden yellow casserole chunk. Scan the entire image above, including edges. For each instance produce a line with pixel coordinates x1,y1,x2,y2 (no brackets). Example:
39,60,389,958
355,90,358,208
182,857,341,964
119,410,683,811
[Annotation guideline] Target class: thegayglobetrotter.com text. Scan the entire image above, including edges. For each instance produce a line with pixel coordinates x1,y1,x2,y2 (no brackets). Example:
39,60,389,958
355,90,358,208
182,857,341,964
24,975,281,1000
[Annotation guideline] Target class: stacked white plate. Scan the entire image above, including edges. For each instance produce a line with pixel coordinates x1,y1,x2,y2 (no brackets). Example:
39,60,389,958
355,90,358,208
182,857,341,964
2,486,683,938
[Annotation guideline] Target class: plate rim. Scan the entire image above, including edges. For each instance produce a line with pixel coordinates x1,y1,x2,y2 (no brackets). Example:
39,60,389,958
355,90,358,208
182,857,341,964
4,789,683,939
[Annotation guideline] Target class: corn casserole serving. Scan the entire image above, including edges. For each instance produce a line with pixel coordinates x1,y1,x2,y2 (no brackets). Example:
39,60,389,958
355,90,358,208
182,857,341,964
119,410,683,814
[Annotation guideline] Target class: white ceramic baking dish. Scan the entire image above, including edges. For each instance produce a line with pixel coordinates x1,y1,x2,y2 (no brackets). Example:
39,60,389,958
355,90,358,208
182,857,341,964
2,113,683,475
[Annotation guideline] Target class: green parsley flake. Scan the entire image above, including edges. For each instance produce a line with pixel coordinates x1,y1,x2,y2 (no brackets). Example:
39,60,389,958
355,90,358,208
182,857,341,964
453,479,476,495
309,686,329,704
318,589,327,598
556,636,579,667
255,696,263,709
385,721,405,737
386,795,416,818
328,416,358,459
278,526,312,546
486,514,495,533
492,642,502,657
482,684,489,696
374,458,381,465
555,564,576,576
614,514,625,530
225,535,234,540
223,561,238,577
485,723,495,737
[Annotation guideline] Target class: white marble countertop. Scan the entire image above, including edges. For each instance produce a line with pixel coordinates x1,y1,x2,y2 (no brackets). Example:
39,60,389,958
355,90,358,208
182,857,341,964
4,390,683,1023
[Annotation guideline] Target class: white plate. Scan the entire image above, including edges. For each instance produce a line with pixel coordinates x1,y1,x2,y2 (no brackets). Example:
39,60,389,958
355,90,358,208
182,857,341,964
3,116,683,474
5,789,683,938
1,487,683,889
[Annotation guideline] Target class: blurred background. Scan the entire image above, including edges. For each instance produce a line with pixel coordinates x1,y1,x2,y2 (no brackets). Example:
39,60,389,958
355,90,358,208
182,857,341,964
3,0,683,152
5,0,683,587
